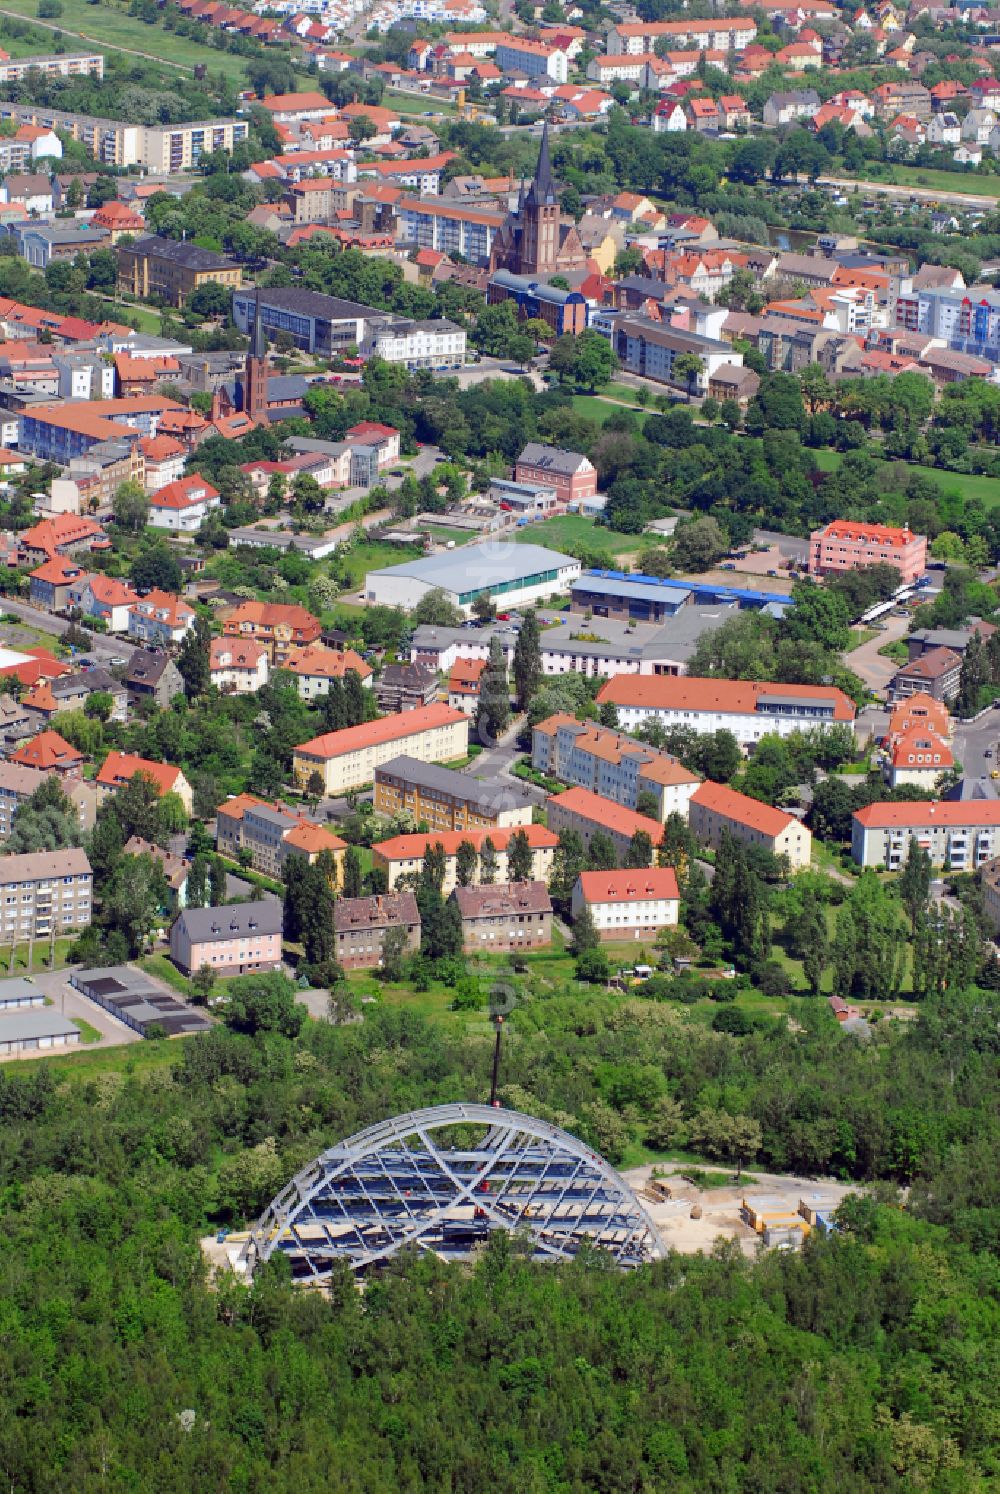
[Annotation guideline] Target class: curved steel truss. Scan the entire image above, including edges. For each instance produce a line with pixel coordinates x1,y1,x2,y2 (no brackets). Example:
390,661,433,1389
241,1103,663,1278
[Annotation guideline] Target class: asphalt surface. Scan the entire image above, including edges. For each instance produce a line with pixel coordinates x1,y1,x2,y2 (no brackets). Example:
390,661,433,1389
952,709,1000,781
0,596,139,667
8,968,143,1053
844,611,911,696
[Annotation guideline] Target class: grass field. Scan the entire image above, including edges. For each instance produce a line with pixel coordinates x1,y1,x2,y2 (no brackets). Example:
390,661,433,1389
337,539,422,588
70,1017,103,1044
838,164,1000,199
813,446,1000,507
385,91,457,117
0,0,282,85
568,392,651,428
0,938,75,974
512,513,642,559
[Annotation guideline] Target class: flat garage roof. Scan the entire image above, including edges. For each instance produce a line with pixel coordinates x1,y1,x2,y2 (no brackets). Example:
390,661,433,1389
73,964,212,1037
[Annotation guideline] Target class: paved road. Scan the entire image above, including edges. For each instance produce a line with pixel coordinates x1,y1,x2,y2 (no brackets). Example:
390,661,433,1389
843,611,910,697
953,709,1000,781
0,596,139,667
461,716,547,810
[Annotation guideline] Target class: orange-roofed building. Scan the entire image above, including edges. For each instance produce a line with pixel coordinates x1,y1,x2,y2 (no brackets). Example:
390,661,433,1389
809,519,927,584
148,473,221,532
215,791,346,876
851,798,1000,869
91,201,145,241
294,701,468,795
447,656,485,715
127,589,195,648
883,725,953,789
28,555,86,612
222,600,321,664
282,644,372,700
10,729,83,775
0,647,68,688
66,573,137,633
546,786,664,860
96,751,192,814
258,90,336,122
138,433,186,491
594,675,855,746
885,692,951,743
571,867,679,941
209,637,269,695
20,513,105,562
372,822,558,892
690,781,811,869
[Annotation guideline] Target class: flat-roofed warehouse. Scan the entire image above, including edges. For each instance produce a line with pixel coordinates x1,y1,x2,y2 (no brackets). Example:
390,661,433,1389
72,964,212,1037
0,1008,80,1056
364,541,581,613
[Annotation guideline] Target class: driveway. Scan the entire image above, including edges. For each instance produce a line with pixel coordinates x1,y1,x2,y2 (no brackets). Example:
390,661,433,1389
843,611,910,696
15,968,143,1053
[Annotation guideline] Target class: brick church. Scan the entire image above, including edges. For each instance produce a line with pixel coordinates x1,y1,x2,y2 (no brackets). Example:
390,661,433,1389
489,123,588,277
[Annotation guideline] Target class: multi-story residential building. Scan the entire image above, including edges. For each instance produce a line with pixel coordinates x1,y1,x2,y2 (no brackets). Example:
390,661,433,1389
294,703,469,795
890,646,961,703
496,38,568,80
595,676,856,748
141,119,248,173
0,51,103,82
977,855,1000,933
123,651,183,708
611,315,742,393
0,761,96,840
547,786,664,861
808,520,927,584
123,836,189,907
532,716,700,821
689,781,811,870
0,847,93,940
373,823,558,893
364,317,466,370
882,726,953,789
208,638,269,695
215,792,346,878
23,668,127,725
66,574,137,633
19,512,106,562
29,556,86,614
18,396,179,465
169,897,283,976
451,880,553,952
221,601,321,664
333,891,421,969
447,657,485,714
852,801,1000,870
608,17,755,53
282,645,372,700
148,473,221,533
571,867,679,942
375,662,438,714
96,752,193,815
374,756,533,831
394,199,505,266
514,443,597,505
117,236,242,307
128,590,195,649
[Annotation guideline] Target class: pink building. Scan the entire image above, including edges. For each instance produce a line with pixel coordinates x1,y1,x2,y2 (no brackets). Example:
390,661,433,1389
169,898,283,976
808,520,926,584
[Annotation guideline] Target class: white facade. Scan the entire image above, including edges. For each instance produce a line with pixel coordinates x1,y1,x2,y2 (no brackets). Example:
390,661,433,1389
368,318,466,370
368,542,580,614
148,486,221,533
852,806,1000,870
209,644,269,694
570,882,678,939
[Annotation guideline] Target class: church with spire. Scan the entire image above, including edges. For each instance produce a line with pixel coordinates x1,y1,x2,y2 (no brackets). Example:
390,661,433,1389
210,295,310,430
489,124,588,278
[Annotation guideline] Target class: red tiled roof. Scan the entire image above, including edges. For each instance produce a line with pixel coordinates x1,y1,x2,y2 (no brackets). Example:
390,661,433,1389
149,473,219,510
577,868,679,903
691,780,798,838
297,702,466,761
10,730,82,771
96,751,183,797
374,822,558,860
854,800,1000,828
549,787,664,843
596,675,856,721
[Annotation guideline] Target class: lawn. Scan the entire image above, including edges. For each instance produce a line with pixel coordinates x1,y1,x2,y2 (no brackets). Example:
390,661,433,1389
385,91,458,117
838,163,1000,199
0,938,75,974
70,1017,103,1044
568,393,651,428
336,540,423,588
415,524,478,545
512,513,643,559
0,0,266,83
845,627,879,652
813,446,1000,507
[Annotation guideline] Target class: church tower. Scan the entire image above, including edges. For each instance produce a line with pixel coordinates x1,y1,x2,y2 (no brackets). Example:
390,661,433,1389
520,123,560,276
243,293,269,423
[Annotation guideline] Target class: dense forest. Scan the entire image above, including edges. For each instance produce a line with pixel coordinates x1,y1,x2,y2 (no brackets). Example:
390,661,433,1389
0,980,996,1489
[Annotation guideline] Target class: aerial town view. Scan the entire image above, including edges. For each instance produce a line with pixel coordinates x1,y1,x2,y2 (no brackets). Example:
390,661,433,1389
0,0,997,1486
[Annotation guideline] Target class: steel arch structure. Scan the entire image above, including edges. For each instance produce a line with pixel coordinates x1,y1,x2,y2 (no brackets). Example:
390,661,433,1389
241,1103,663,1279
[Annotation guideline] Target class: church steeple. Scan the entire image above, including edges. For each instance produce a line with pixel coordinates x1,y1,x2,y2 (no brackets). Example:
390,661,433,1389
526,121,556,208
250,292,266,360
243,291,269,424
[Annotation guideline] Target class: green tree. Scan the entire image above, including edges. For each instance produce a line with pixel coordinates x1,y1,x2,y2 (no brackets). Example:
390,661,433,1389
176,614,212,699
455,839,479,887
412,588,462,627
507,828,533,883
899,837,932,932
380,923,408,980
480,835,498,884
512,608,542,709
570,899,599,954
475,636,510,745
342,846,363,899
226,971,303,1038
624,830,654,869
588,831,617,872
112,481,149,535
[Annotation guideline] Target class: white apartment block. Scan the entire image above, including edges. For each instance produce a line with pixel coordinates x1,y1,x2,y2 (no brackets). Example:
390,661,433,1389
366,317,465,370
571,868,679,941
532,715,700,820
595,677,856,750
851,802,1000,870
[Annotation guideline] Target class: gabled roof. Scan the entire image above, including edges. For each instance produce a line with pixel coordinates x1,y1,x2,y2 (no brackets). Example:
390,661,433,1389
10,729,82,771
577,868,679,904
96,751,184,797
691,781,801,838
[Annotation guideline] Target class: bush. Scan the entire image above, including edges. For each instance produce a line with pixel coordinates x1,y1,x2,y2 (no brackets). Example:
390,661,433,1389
753,960,793,998
712,1007,755,1036
575,948,610,984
